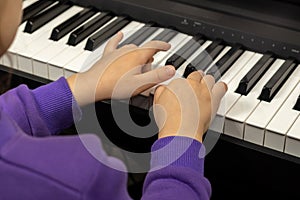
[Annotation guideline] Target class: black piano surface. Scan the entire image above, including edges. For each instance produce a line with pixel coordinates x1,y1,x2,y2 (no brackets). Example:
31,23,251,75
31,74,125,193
1,0,300,199
72,0,300,61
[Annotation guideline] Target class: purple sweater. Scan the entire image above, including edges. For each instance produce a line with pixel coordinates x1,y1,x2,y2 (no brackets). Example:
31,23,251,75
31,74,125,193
0,77,211,200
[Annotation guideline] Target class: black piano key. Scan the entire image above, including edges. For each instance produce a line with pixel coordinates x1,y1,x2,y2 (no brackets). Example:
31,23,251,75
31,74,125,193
50,8,97,41
293,95,300,111
118,23,154,47
183,39,223,77
151,29,177,42
85,17,130,51
259,59,297,102
165,34,204,69
235,52,275,95
189,39,223,67
196,44,225,71
22,0,55,23
160,31,178,42
131,27,159,46
24,1,73,33
67,12,113,46
183,64,197,78
207,44,244,80
151,29,172,41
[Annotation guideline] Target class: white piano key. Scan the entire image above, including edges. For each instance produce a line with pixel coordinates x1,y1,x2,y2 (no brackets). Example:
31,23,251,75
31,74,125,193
1,0,45,68
22,0,39,9
17,6,84,74
204,46,232,73
285,116,300,157
224,57,283,139
219,51,255,84
47,40,86,78
199,45,233,132
62,21,144,80
48,16,119,78
210,51,256,133
139,28,165,46
245,64,300,145
152,33,190,67
220,53,262,111
62,17,127,77
31,12,103,80
3,22,27,68
10,1,60,51
265,81,300,151
32,33,71,80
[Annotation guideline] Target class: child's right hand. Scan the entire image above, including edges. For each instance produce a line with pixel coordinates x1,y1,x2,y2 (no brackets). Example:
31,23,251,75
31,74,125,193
153,71,227,143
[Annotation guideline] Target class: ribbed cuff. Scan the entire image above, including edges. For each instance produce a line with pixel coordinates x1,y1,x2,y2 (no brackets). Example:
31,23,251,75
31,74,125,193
32,77,82,134
151,136,206,174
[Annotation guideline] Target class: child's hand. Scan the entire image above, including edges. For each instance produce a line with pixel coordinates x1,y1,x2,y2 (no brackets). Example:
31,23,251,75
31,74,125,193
67,32,176,106
153,71,227,143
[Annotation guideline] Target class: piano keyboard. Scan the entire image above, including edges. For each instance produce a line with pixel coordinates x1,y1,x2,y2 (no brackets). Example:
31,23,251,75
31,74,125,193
1,0,300,159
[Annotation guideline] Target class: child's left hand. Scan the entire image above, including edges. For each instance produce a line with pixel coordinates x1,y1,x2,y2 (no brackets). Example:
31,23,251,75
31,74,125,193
67,32,176,106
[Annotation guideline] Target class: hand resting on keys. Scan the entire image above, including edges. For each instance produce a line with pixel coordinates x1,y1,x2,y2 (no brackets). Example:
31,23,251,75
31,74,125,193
67,32,176,106
153,71,227,143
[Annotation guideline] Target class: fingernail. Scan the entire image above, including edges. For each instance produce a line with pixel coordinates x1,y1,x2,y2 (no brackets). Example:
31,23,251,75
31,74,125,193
223,82,228,91
116,31,122,36
165,66,175,76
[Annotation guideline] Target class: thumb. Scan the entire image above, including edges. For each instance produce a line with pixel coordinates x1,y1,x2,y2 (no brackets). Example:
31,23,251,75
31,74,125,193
154,85,165,104
132,65,175,95
137,65,175,86
103,32,123,56
211,81,228,118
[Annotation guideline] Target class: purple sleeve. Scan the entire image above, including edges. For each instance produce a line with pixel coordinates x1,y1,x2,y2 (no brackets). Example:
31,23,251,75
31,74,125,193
0,77,80,136
0,77,211,199
142,136,212,200
0,77,132,199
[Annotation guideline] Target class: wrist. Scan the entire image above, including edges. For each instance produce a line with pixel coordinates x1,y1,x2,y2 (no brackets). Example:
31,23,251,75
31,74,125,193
158,126,205,143
67,73,101,106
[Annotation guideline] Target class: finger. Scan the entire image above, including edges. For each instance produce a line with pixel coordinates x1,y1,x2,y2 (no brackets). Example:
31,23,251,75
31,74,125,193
202,75,215,91
211,82,228,116
103,32,124,55
121,43,138,50
135,65,176,92
154,85,166,104
138,41,171,61
187,70,204,82
142,63,152,73
141,40,171,51
139,65,175,83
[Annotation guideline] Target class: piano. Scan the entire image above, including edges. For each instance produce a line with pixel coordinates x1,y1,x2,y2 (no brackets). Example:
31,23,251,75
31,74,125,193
0,0,300,199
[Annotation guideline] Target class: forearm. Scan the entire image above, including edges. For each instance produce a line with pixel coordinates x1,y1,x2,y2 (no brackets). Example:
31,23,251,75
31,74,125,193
142,136,211,200
0,77,81,136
